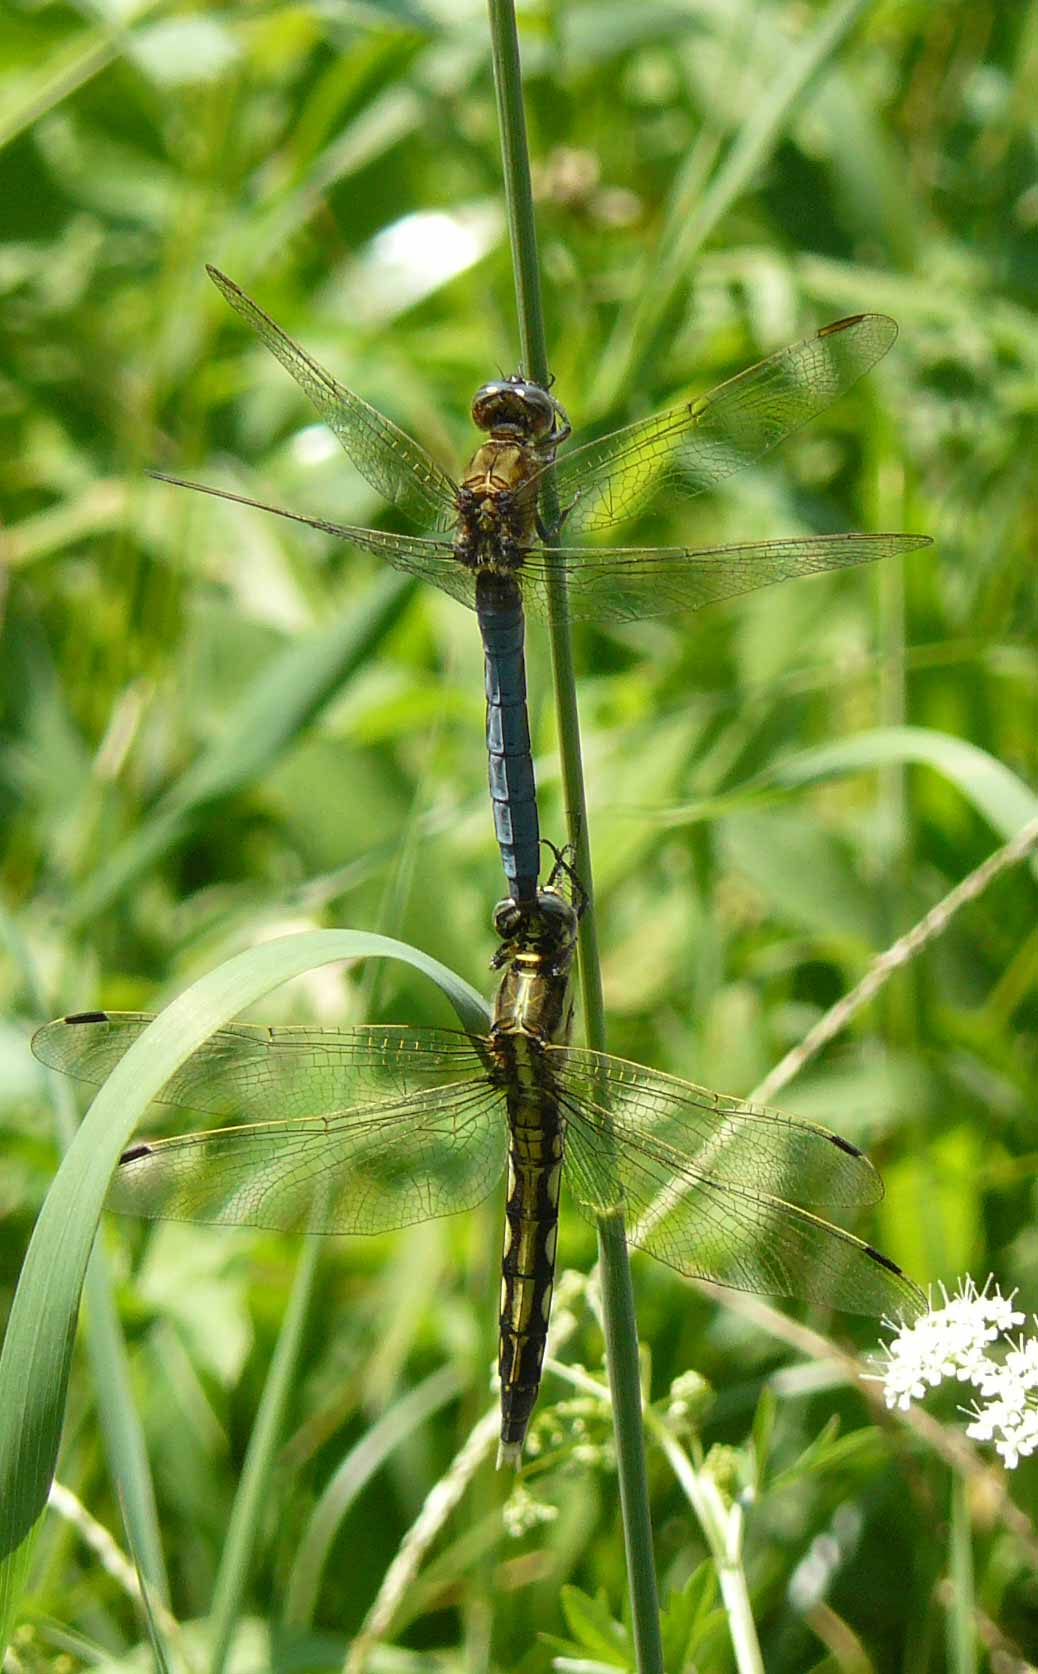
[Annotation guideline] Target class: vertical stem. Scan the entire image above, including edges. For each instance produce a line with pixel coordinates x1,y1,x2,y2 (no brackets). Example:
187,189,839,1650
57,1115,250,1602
485,6,663,1671
484,1,548,391
947,1474,977,1674
649,1419,765,1674
596,1212,667,1674
484,1,605,1068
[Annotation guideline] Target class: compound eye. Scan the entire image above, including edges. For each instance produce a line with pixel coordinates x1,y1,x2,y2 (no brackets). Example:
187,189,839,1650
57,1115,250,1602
471,383,504,430
493,899,522,939
520,386,555,436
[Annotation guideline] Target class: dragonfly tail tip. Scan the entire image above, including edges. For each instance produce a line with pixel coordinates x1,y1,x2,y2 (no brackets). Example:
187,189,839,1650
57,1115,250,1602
496,1438,523,1471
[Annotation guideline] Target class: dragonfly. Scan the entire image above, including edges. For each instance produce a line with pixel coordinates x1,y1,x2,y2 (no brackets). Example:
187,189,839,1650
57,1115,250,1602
153,268,931,911
33,864,924,1466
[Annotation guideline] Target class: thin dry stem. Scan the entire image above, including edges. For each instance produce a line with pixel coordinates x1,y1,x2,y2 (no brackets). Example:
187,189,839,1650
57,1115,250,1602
47,1482,186,1651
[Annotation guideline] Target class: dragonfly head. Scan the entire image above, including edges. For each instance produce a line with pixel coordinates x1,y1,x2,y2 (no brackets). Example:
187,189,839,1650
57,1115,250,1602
471,376,561,443
491,887,579,969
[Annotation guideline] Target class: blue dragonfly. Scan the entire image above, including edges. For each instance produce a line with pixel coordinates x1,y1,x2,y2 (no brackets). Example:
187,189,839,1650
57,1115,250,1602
155,270,930,907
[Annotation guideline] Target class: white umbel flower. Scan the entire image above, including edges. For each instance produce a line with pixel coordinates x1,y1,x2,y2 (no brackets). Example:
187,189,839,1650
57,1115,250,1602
872,1277,1038,1468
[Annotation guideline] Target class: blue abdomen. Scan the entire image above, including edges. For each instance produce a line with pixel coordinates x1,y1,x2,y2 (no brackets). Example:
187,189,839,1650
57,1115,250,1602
476,571,539,903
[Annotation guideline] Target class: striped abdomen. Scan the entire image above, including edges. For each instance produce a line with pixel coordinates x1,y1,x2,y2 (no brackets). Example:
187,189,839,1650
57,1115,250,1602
476,569,539,904
497,1056,564,1466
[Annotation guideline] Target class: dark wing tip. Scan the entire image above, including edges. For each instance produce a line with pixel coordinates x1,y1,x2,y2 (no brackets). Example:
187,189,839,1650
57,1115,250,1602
206,263,234,289
820,311,898,339
119,1144,153,1165
865,1244,905,1278
865,1246,928,1317
829,1133,865,1160
64,1011,110,1025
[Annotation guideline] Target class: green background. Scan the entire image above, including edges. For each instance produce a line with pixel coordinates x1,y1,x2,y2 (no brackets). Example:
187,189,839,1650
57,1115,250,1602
2,0,1036,1668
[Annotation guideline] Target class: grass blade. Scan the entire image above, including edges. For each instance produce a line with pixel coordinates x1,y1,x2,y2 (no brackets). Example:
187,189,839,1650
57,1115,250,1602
0,930,488,1638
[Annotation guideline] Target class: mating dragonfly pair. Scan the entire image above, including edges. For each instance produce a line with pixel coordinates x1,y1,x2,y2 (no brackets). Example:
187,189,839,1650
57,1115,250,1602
34,275,928,1462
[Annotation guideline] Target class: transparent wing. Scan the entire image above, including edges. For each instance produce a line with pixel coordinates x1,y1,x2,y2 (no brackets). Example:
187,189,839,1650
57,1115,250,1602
553,1048,882,1208
541,315,899,536
207,266,460,532
515,533,931,624
110,1079,507,1234
552,1048,924,1317
32,1011,491,1123
146,474,480,612
33,1011,506,1235
149,473,929,625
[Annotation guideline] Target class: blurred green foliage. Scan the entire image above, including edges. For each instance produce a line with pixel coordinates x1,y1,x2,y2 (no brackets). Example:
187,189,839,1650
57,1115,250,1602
2,0,1036,1668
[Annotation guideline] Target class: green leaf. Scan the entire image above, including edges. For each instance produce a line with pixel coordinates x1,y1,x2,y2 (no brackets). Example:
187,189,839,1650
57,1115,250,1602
283,1365,460,1627
0,1533,36,1659
766,1416,872,1495
719,809,879,943
659,1563,722,1669
558,1584,631,1663
768,727,1038,844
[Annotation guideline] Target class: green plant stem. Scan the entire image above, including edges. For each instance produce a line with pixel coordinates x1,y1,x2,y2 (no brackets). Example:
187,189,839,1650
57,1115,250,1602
596,1213,665,1671
81,1249,170,1604
947,1473,976,1674
647,1416,764,1674
209,1234,321,1674
485,6,663,1671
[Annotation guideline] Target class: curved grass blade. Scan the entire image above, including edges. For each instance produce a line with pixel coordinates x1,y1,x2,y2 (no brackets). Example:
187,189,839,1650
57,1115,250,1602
0,932,489,1565
767,727,1038,851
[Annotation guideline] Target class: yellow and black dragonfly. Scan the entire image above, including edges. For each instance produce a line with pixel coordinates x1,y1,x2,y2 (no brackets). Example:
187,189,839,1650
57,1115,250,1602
154,270,930,909
33,869,924,1464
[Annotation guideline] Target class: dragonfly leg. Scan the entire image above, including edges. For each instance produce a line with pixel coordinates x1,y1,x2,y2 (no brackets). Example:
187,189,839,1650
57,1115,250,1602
542,411,571,450
541,838,588,921
546,491,580,538
532,395,572,541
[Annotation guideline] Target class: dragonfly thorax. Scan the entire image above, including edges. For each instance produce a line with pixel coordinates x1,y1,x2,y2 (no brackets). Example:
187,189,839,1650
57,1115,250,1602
456,440,542,571
490,947,574,1051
